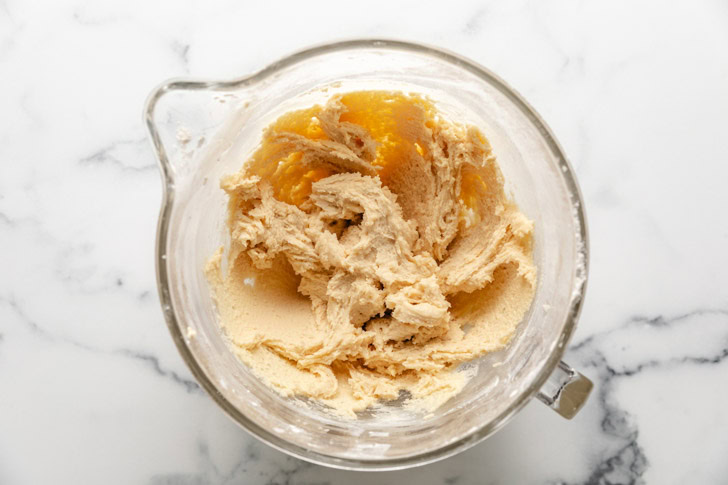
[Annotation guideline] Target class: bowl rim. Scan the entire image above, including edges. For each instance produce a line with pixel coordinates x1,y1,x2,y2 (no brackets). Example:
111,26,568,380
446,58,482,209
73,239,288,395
144,38,589,471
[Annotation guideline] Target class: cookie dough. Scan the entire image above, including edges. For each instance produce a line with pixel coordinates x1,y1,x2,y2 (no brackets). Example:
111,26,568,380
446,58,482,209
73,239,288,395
206,91,536,416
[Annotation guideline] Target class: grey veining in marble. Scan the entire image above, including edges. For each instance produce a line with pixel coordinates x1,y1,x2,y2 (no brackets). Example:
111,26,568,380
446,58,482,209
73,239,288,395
1,0,727,484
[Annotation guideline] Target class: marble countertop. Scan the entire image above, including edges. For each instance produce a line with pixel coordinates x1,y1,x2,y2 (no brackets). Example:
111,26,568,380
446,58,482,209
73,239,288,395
2,1,727,484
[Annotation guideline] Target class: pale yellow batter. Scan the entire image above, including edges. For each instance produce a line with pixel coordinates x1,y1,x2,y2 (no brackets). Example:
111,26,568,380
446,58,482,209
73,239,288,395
206,91,536,416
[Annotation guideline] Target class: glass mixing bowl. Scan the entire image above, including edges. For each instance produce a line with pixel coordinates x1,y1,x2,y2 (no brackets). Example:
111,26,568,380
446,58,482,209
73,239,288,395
144,40,592,471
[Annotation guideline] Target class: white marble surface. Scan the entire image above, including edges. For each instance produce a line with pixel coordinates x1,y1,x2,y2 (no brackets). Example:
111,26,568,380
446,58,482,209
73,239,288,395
1,0,727,483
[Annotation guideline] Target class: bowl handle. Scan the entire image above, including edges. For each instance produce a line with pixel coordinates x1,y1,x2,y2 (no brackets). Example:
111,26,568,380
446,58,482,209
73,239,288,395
536,360,593,419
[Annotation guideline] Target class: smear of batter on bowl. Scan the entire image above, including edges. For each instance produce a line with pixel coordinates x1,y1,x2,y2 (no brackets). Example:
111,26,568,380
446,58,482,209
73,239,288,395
206,90,536,416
